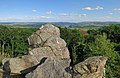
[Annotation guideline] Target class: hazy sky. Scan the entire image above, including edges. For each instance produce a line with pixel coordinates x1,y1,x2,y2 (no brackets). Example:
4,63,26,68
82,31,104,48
0,0,120,22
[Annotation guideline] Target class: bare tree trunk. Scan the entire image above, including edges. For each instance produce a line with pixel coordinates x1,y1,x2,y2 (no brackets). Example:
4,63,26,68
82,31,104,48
1,42,5,59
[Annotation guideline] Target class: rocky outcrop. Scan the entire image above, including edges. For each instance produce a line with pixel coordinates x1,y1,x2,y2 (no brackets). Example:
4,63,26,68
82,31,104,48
25,24,71,78
73,56,107,78
28,24,70,60
2,24,108,78
2,24,71,78
25,58,71,78
2,55,38,74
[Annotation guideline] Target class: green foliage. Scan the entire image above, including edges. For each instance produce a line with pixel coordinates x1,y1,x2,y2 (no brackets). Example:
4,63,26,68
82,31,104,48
99,24,120,43
84,34,120,78
60,25,120,77
85,25,120,78
0,24,120,77
114,43,120,55
60,27,84,65
0,25,37,58
84,34,116,58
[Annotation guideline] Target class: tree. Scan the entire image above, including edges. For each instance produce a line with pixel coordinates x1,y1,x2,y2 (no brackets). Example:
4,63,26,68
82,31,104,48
0,26,11,58
100,24,120,43
60,27,84,65
84,34,120,78
0,25,37,58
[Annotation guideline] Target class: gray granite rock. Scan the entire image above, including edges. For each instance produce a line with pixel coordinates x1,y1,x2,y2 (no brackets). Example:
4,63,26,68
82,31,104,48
2,24,71,78
73,56,107,78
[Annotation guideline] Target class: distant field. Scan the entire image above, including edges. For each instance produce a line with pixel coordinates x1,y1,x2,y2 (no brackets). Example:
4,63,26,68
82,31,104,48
69,28,89,37
79,28,89,37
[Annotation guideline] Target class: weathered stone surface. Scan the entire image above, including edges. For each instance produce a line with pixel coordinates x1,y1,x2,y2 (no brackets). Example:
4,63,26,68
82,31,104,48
25,58,71,78
2,58,10,65
2,24,71,78
0,69,3,78
73,56,107,78
28,24,60,48
2,55,38,75
26,24,71,78
28,24,70,60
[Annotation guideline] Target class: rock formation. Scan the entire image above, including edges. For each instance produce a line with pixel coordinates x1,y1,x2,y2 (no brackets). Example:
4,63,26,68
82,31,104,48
73,56,107,78
25,24,71,78
2,24,71,78
1,24,108,78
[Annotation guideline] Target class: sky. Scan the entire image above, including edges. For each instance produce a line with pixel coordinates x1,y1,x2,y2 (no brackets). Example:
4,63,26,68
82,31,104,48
0,0,120,22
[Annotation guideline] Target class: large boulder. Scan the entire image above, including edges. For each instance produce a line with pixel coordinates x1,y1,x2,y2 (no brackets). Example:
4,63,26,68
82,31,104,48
28,24,60,49
73,56,107,78
2,24,71,78
25,58,71,78
3,55,38,74
26,24,71,78
28,24,70,60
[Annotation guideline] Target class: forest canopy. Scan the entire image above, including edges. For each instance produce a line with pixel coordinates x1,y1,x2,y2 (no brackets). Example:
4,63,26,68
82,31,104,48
0,24,120,78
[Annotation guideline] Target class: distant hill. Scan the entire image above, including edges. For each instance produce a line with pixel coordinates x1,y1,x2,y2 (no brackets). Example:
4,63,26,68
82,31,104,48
0,22,120,28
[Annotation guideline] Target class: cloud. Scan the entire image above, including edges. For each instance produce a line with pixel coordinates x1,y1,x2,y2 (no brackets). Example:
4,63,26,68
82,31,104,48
82,6,104,10
40,16,51,19
0,18,8,21
82,7,93,10
114,8,120,11
79,14,87,17
0,15,53,22
0,17,25,21
95,6,103,10
28,16,53,20
57,13,70,18
60,13,69,16
109,13,113,15
100,16,111,19
46,11,53,14
32,10,37,12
